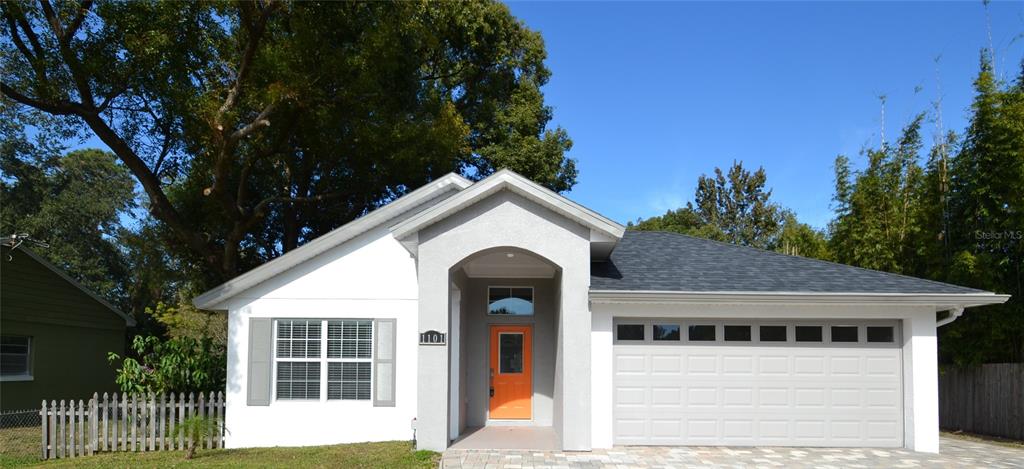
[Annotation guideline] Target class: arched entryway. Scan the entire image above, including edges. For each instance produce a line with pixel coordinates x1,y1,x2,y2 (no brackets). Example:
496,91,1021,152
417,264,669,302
407,188,596,452
447,247,561,446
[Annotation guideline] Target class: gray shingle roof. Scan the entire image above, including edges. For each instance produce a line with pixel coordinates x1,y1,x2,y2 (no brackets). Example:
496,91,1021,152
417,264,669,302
591,230,984,294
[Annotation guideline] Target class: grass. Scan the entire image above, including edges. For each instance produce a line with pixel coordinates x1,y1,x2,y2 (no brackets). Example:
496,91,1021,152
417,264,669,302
0,426,39,467
1,440,437,469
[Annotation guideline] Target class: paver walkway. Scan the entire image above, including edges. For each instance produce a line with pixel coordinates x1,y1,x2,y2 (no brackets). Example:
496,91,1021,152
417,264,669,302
440,436,1024,468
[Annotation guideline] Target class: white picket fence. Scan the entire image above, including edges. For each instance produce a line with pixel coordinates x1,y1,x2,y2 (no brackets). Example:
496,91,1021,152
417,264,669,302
39,391,224,460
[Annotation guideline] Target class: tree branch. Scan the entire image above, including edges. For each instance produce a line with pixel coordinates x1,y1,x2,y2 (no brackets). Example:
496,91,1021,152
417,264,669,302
79,112,215,263
39,0,95,107
1,83,80,115
251,192,347,220
62,0,92,49
227,101,275,143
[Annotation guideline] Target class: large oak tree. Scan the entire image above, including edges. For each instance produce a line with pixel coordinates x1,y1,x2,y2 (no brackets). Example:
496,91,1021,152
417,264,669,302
1,0,577,286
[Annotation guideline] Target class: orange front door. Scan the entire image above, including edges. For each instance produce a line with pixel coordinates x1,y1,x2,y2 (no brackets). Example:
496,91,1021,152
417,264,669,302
489,325,532,419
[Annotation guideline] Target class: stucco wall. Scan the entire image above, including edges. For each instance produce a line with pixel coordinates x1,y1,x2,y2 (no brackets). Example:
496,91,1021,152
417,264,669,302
221,226,420,448
589,301,940,452
459,276,557,428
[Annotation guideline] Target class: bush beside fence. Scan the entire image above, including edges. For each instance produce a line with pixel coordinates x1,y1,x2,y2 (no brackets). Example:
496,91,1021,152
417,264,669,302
939,363,1024,441
39,391,224,460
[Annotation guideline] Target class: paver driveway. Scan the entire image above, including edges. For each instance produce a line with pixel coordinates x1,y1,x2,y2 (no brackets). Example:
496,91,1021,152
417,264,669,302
440,436,1024,468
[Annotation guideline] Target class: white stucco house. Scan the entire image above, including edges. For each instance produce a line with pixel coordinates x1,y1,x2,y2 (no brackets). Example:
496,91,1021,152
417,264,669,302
194,170,1008,453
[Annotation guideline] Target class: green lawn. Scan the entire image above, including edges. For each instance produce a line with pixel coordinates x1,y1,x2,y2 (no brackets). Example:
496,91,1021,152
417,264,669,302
0,426,38,467
1,440,437,469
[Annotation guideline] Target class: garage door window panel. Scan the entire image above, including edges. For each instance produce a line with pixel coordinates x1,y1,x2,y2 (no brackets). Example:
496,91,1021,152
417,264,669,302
724,325,751,342
688,325,716,341
653,324,680,341
830,326,859,343
759,325,788,342
795,326,823,342
617,324,645,341
867,326,895,343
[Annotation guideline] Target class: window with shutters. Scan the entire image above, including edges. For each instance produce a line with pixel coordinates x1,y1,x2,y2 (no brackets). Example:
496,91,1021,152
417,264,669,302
273,319,373,401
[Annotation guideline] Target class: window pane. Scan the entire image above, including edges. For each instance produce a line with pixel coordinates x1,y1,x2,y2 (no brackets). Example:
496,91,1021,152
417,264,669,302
759,326,787,342
1,336,30,377
867,326,895,343
616,324,644,341
831,326,858,343
724,325,752,341
328,362,372,401
328,320,373,359
488,287,534,315
499,333,524,373
688,325,716,341
653,325,680,341
276,361,320,399
795,326,823,342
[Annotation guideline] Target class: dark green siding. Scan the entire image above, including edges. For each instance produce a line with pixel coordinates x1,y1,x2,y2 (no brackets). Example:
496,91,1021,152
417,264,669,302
0,246,127,411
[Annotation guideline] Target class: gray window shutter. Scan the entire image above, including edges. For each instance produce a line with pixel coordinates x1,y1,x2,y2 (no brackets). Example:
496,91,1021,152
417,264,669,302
373,318,397,407
248,318,273,406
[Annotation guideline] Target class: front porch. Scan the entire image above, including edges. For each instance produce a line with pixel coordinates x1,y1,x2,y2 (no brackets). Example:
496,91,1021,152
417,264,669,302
449,426,560,451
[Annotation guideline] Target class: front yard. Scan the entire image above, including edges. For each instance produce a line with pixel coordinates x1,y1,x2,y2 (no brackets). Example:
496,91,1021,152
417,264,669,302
0,438,437,469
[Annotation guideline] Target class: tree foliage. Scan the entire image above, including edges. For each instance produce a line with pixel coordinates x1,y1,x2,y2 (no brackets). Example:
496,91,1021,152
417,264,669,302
829,54,1023,365
631,161,828,259
0,144,135,298
939,56,1024,365
108,335,225,394
1,0,576,287
829,114,927,273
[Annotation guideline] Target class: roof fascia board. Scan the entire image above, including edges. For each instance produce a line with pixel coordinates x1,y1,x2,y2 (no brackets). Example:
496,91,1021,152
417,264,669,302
193,173,471,310
589,289,1010,309
391,170,626,241
8,246,136,326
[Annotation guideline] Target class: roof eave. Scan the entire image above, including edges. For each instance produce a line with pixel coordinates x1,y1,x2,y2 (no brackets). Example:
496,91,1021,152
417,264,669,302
193,173,472,310
589,289,1011,310
391,169,625,243
5,245,136,327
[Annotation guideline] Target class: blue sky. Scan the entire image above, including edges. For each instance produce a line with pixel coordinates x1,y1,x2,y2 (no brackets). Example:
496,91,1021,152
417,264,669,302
506,1,1024,228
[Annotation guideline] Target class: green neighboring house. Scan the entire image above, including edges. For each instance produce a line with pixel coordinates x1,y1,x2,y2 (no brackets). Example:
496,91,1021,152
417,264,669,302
0,241,135,411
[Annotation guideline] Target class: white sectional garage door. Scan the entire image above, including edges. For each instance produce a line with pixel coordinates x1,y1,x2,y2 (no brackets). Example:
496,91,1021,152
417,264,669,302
613,319,903,447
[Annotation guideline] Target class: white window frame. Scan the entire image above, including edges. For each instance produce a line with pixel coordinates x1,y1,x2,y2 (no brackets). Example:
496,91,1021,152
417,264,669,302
272,319,374,402
0,335,33,382
487,286,535,316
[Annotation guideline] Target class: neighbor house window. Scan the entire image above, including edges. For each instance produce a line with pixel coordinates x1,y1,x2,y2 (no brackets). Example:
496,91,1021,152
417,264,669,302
0,335,31,380
275,319,373,401
488,287,534,315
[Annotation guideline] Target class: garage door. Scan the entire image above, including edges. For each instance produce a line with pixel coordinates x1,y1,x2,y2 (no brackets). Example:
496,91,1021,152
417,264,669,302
613,319,903,447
